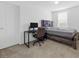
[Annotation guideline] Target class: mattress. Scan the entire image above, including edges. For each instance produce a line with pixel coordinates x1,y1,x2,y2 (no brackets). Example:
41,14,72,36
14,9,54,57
46,27,77,39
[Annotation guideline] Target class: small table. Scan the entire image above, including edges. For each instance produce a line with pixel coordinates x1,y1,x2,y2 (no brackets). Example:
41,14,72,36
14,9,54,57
24,30,36,48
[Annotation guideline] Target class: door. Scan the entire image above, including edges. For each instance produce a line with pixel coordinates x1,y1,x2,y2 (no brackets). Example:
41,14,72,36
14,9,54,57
0,4,19,49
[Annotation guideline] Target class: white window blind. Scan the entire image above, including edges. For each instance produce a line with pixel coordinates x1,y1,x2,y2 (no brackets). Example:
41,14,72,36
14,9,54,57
57,12,68,28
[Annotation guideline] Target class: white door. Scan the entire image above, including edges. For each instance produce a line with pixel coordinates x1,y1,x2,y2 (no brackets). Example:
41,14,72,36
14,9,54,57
0,4,19,49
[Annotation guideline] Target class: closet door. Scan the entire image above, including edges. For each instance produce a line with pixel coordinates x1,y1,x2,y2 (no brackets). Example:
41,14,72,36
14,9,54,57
0,4,19,49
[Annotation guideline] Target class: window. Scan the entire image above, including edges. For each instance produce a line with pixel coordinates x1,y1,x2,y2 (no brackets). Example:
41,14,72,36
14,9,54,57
57,12,68,28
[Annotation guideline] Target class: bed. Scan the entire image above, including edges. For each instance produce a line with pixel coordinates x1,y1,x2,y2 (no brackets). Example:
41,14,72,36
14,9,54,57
45,27,78,49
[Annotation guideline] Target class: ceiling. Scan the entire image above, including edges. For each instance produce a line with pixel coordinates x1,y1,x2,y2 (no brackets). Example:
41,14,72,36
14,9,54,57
0,1,79,11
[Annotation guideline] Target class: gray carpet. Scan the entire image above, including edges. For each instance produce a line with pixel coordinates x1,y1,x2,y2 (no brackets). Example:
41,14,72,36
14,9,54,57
0,39,79,58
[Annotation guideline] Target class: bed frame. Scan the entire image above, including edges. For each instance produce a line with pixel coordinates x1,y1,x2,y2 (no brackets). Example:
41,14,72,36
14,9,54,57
46,32,78,49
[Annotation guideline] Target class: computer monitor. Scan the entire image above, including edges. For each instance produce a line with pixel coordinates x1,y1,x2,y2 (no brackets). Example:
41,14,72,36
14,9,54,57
29,23,38,33
30,23,38,28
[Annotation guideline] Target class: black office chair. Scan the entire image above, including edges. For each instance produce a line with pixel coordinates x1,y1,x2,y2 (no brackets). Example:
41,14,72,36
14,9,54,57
33,27,46,46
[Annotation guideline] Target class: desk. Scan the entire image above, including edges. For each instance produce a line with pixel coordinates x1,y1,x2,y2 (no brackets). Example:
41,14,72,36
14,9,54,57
24,30,36,48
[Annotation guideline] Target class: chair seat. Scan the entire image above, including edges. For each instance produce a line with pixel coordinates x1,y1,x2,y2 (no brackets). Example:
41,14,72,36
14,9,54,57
33,27,46,46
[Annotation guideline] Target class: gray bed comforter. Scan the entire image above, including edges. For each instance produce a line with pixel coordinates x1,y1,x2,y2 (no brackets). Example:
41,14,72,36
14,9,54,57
46,27,77,39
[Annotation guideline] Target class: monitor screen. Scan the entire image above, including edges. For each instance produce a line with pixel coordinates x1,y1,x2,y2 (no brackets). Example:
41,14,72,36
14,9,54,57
30,23,38,28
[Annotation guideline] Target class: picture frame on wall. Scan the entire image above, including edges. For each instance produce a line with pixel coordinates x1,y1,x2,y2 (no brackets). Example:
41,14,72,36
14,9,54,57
41,20,53,27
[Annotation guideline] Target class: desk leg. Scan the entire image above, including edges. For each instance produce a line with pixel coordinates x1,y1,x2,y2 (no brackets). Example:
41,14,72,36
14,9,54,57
24,32,25,44
28,32,30,48
24,31,30,48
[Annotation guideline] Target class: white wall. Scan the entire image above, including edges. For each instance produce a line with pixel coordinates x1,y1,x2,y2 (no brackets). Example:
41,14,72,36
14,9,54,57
52,6,79,31
19,5,52,44
0,4,20,49
68,6,79,31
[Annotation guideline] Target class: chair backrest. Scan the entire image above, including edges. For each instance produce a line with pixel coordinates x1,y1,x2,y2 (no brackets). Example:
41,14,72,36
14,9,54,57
37,27,45,38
